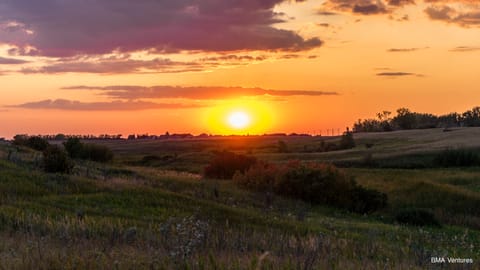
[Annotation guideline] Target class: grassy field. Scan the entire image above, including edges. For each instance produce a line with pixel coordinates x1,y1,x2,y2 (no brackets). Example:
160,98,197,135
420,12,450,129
0,129,479,269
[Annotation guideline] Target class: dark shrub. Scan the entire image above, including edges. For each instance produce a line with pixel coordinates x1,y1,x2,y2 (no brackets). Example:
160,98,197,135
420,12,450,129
339,131,355,149
63,137,84,158
63,138,113,163
26,136,50,151
277,140,288,153
204,151,257,179
12,134,29,146
395,208,441,227
82,143,114,163
43,145,74,173
234,160,387,213
350,186,387,214
434,148,479,167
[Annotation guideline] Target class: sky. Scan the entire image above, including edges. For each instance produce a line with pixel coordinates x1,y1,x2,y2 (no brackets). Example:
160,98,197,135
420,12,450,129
0,0,479,138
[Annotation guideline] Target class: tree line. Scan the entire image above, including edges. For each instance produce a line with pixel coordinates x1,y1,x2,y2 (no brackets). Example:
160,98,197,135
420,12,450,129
353,107,480,132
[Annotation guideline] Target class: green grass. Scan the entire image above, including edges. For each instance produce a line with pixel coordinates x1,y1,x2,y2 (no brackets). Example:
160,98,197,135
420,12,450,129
0,134,480,269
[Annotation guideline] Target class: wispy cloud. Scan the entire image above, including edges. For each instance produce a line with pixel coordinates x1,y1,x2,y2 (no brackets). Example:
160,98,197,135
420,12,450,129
387,47,429,52
449,46,480,52
0,57,29,65
376,71,425,77
63,85,339,100
8,99,205,111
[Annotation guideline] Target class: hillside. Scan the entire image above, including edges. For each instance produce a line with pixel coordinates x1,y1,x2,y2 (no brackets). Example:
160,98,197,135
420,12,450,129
0,132,479,269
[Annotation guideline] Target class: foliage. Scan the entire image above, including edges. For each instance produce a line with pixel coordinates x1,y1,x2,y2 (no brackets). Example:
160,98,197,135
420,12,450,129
26,136,50,151
395,208,441,227
12,135,50,151
234,160,387,213
204,151,257,179
42,145,74,173
339,131,355,149
433,148,480,167
352,107,479,132
82,143,114,163
63,138,114,163
63,137,84,159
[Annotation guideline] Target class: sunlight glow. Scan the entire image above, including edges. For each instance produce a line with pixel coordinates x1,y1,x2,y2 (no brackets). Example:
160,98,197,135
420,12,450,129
228,111,250,129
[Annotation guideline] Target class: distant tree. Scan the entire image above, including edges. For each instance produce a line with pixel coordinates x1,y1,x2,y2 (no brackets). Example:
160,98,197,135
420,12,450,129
392,108,416,129
462,107,480,127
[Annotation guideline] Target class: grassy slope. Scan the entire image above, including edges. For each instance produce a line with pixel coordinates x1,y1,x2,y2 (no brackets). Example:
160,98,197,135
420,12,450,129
0,133,479,269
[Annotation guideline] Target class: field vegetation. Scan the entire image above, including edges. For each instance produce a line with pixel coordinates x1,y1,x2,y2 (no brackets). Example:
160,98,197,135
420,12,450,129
0,128,479,269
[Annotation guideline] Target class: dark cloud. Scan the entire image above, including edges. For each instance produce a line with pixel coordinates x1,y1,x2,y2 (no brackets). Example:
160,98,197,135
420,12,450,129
424,1,480,26
0,56,29,64
322,0,415,15
62,85,338,100
376,71,424,77
0,0,321,57
9,99,205,111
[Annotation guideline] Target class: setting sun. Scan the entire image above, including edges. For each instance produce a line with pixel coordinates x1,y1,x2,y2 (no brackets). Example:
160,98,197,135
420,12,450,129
227,111,250,129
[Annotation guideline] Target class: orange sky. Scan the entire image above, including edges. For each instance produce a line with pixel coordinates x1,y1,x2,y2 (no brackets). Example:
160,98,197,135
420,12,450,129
0,0,479,138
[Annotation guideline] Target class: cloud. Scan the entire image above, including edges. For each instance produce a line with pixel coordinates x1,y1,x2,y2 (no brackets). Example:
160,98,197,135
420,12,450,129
0,56,29,64
321,0,415,16
449,46,480,52
424,1,480,27
21,57,206,74
9,99,205,111
62,85,338,100
376,71,424,77
0,0,321,57
387,47,429,52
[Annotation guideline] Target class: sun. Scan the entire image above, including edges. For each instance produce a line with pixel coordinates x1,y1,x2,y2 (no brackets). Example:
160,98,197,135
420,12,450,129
227,111,251,129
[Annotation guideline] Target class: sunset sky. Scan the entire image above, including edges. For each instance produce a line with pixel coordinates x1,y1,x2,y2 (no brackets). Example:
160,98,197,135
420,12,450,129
1,0,479,138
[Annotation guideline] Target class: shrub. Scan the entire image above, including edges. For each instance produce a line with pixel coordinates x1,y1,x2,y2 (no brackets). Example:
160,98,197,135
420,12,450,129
434,148,479,167
63,137,84,158
234,160,387,213
204,151,257,180
63,138,114,163
82,143,114,163
43,145,74,173
339,131,355,149
12,134,28,146
395,208,441,227
12,135,50,151
26,136,50,151
349,186,387,214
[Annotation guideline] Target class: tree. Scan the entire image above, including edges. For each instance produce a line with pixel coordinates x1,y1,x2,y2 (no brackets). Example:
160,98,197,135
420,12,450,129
392,108,416,129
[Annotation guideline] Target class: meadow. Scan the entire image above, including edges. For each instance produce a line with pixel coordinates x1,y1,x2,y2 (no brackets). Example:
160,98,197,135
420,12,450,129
0,128,479,269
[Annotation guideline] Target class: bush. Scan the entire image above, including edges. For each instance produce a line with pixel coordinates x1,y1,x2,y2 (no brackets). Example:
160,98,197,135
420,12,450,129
63,137,84,158
234,160,387,213
63,138,113,163
339,131,355,149
395,208,441,227
82,143,114,163
434,148,479,167
26,136,50,151
43,145,74,173
204,151,257,179
12,135,50,151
